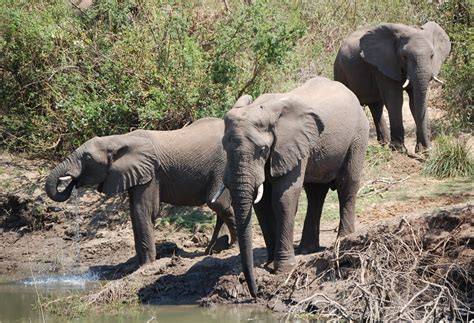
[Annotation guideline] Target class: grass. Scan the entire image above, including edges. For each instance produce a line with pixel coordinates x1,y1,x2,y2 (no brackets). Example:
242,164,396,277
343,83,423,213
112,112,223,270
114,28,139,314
295,163,472,227
157,204,214,233
422,135,473,178
44,293,144,319
365,144,393,168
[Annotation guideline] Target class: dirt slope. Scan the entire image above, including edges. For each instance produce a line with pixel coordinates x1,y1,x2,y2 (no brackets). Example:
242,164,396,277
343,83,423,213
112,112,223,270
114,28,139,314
1,93,473,320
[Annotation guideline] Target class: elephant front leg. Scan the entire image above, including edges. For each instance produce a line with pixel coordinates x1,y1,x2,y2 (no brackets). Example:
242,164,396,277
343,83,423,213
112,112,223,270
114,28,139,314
271,162,306,274
128,180,160,265
253,182,276,264
376,74,406,151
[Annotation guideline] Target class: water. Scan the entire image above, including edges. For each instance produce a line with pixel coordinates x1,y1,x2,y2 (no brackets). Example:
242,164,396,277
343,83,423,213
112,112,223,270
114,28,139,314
0,279,284,322
21,271,99,287
71,188,82,275
0,190,291,322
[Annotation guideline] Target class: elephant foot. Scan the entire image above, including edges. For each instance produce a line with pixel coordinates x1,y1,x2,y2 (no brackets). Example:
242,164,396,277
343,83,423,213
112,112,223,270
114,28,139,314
377,135,390,146
297,244,321,255
273,258,296,275
415,143,431,155
138,253,156,266
205,234,232,254
389,141,407,153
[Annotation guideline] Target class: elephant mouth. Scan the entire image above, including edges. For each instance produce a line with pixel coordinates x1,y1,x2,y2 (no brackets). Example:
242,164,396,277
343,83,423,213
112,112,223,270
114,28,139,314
58,175,104,193
57,175,78,193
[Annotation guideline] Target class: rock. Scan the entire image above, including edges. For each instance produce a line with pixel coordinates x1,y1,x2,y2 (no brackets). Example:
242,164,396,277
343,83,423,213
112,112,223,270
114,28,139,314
46,206,62,213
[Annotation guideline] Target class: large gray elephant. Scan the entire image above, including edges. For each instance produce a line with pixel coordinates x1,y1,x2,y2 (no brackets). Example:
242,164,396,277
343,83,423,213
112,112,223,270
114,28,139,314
45,114,252,265
334,22,451,153
216,77,369,297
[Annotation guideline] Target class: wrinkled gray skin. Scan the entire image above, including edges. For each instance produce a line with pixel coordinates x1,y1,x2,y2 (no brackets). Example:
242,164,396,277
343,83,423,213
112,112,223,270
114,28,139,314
221,77,369,297
45,116,249,265
334,22,451,153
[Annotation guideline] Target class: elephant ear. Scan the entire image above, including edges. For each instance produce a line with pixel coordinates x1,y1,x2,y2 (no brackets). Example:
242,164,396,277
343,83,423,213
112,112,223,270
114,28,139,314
360,24,403,82
422,21,451,77
232,94,253,108
266,97,325,178
102,134,159,195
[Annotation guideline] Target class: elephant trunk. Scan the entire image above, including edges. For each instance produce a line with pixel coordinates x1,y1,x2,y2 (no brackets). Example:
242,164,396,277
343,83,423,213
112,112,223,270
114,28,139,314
410,65,431,152
45,158,78,202
228,172,258,297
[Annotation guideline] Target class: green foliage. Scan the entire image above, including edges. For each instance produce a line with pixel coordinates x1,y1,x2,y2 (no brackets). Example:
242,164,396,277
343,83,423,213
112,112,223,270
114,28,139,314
422,135,473,178
157,205,214,232
365,144,393,168
438,1,473,129
1,0,471,157
1,1,304,156
417,0,473,130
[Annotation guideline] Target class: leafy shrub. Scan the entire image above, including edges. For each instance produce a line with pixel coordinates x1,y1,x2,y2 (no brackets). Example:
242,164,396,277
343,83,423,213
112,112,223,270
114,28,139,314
0,1,304,156
365,144,393,168
1,0,471,157
422,135,473,178
419,0,473,130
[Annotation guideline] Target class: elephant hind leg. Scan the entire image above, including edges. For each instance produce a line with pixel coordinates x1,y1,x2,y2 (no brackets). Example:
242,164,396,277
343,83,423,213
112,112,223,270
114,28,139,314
298,183,329,255
205,215,227,254
368,100,389,145
336,135,367,237
207,190,237,254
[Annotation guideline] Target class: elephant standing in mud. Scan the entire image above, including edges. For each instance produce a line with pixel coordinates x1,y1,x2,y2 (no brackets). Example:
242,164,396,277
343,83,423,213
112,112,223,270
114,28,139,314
45,114,252,265
216,77,369,297
334,22,451,153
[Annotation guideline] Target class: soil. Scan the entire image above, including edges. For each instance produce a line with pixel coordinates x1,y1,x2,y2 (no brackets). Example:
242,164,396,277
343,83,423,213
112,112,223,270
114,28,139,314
0,95,472,319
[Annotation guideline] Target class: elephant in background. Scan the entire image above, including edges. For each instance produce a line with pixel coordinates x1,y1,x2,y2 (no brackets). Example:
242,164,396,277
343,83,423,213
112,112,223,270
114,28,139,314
217,77,369,297
334,22,451,153
45,112,252,265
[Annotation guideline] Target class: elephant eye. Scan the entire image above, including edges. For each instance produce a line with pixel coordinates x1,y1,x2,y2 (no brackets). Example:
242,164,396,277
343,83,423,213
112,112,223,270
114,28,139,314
260,146,268,156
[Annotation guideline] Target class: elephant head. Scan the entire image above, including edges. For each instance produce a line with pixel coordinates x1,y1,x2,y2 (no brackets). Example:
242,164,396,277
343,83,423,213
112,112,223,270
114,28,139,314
360,21,451,151
221,96,324,297
45,133,159,202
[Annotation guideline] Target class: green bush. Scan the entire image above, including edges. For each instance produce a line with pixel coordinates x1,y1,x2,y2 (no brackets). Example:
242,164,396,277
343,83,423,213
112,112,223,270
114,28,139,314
419,0,473,130
0,1,304,156
422,135,473,178
365,144,393,168
1,0,471,157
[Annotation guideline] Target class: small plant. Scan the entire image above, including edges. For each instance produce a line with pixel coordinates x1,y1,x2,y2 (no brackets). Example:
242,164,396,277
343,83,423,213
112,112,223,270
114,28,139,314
422,135,473,178
157,205,213,232
365,144,392,168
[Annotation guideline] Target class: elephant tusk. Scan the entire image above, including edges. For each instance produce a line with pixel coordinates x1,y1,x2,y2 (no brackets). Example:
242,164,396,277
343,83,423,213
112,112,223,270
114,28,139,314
211,185,226,203
254,184,264,204
59,176,73,181
402,79,410,88
433,76,444,84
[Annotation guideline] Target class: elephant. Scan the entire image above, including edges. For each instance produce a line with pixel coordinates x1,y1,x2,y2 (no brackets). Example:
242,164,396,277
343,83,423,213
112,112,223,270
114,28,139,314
334,22,451,153
215,76,369,297
44,112,252,266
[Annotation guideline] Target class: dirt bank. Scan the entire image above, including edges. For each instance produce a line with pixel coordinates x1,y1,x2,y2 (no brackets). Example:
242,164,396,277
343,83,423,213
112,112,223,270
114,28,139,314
1,149,472,320
1,100,473,320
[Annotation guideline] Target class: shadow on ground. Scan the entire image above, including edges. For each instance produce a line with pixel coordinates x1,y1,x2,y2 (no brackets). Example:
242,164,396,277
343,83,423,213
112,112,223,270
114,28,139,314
137,247,268,305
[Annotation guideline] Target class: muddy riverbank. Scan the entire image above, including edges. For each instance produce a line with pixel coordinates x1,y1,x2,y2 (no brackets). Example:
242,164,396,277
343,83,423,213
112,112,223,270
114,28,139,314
1,102,473,320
